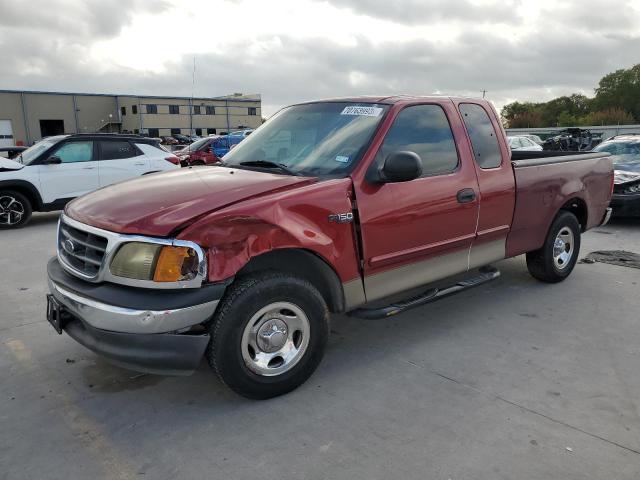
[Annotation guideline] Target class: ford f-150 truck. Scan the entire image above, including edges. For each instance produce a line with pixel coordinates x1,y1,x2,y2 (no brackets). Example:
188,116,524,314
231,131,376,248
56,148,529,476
46,96,614,399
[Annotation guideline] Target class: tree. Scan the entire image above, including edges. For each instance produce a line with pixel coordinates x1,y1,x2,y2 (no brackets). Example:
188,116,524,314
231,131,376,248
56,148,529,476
579,108,634,126
594,65,640,121
501,64,640,128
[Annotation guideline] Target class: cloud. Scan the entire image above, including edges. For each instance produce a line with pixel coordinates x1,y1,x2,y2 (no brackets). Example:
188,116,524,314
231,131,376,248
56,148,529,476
324,0,522,25
0,0,639,116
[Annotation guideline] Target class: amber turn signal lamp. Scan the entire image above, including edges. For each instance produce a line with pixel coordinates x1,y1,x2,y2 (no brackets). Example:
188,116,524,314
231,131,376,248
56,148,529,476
153,246,195,282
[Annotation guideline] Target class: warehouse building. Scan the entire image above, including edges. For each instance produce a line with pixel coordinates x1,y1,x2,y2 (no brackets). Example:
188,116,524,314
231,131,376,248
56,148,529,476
0,89,262,146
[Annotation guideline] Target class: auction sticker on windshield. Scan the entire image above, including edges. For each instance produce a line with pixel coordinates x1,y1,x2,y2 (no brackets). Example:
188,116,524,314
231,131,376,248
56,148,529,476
341,106,383,116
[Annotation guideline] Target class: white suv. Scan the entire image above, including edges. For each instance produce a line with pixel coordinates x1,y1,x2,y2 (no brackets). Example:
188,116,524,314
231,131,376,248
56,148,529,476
0,134,180,229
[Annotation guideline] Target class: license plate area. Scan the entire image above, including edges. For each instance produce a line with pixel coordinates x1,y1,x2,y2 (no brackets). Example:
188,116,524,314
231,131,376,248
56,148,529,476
46,294,65,334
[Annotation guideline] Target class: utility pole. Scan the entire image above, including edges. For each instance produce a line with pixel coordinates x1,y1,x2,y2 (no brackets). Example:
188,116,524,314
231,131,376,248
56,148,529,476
481,90,487,99
190,56,196,137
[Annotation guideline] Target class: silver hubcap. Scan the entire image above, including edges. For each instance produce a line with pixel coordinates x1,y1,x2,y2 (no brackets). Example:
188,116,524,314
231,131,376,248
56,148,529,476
553,227,575,270
0,196,25,225
241,302,310,377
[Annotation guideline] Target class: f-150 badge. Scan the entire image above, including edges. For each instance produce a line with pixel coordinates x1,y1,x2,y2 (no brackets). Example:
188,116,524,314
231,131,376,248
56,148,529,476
328,212,354,223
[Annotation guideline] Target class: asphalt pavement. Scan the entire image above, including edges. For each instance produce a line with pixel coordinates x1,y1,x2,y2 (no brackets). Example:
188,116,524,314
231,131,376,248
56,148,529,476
1,213,639,479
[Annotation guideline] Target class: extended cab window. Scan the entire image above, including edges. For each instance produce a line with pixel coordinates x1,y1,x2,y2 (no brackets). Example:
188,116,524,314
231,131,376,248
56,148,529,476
379,105,459,177
459,103,502,169
52,141,94,163
100,140,139,160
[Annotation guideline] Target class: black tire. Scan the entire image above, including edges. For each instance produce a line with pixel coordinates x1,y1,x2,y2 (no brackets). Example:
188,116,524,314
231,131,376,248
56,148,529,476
526,211,581,283
0,190,32,230
207,272,329,399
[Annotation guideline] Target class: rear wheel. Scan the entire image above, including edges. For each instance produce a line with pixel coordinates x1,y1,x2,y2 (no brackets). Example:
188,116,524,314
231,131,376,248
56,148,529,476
207,272,329,399
0,191,32,229
526,211,581,283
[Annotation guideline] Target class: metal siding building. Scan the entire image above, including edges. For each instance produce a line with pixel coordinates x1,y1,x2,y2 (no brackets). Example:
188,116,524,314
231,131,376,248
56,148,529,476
0,90,262,146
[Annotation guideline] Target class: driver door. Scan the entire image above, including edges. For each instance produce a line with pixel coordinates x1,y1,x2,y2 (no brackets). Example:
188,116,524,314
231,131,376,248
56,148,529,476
354,103,480,302
37,140,100,204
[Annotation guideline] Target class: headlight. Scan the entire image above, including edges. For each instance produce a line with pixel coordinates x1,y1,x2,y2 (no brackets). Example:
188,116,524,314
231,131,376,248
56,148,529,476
110,242,200,282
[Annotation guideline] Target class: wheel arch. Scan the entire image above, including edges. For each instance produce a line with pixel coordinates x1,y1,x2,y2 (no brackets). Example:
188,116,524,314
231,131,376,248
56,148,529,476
236,248,346,313
559,197,588,232
0,180,43,211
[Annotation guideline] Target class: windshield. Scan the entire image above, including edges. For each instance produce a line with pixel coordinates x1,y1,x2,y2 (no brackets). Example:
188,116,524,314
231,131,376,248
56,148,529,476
593,140,640,166
221,102,389,176
20,137,63,165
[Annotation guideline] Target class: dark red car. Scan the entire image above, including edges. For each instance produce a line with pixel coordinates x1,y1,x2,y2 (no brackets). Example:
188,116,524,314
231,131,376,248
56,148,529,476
46,96,614,399
175,136,235,166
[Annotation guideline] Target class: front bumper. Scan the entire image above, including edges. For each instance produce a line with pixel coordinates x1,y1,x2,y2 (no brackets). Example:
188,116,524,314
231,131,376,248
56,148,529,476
47,257,226,375
610,193,640,217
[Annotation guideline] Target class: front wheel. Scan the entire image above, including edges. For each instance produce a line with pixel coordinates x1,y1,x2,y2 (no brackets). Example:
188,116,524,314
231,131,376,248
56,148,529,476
207,272,329,399
0,190,32,229
526,211,581,283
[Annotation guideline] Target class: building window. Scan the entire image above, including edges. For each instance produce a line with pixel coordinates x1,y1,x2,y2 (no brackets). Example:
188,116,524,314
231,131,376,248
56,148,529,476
148,128,159,138
132,105,138,114
248,107,257,116
206,106,215,115
169,105,179,115
193,105,201,115
195,128,202,136
207,128,216,135
171,128,181,135
120,106,126,116
146,104,158,114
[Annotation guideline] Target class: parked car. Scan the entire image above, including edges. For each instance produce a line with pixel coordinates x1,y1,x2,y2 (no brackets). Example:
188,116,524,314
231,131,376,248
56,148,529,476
0,133,180,229
45,96,613,399
228,129,254,139
161,136,178,146
172,134,192,145
543,128,597,151
0,146,27,159
508,135,543,151
522,134,544,145
174,135,235,166
592,135,640,216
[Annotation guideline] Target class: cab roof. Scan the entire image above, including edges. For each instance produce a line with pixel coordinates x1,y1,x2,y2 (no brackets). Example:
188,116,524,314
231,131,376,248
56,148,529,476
296,95,484,106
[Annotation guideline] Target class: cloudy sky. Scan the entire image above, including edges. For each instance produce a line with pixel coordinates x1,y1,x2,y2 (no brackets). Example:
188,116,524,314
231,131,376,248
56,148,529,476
1,0,639,116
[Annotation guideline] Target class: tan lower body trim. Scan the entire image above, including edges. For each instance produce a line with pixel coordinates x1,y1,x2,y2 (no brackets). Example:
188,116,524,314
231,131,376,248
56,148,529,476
468,238,506,270
342,277,367,310
361,238,506,305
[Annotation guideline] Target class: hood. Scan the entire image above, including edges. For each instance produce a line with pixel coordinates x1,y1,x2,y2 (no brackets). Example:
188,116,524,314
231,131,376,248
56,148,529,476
0,157,24,171
614,167,640,185
65,167,315,236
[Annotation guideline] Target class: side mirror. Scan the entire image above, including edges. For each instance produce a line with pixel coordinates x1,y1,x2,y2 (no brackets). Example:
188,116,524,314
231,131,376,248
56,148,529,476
378,151,422,183
43,156,62,165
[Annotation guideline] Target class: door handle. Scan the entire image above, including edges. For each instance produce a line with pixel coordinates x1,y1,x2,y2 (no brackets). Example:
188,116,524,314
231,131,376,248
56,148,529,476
82,166,96,170
457,188,476,203
134,162,145,166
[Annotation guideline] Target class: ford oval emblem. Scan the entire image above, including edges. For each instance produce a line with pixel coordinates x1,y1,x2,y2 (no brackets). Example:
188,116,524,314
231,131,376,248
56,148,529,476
63,239,76,254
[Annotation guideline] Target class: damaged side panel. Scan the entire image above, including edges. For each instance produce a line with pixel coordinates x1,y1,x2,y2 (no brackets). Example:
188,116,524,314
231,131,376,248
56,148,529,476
177,178,364,288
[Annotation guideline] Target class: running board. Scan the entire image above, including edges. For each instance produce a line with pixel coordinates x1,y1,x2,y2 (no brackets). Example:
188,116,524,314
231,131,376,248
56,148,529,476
349,266,500,320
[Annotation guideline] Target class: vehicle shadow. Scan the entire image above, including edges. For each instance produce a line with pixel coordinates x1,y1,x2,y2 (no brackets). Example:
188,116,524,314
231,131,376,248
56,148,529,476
30,211,61,226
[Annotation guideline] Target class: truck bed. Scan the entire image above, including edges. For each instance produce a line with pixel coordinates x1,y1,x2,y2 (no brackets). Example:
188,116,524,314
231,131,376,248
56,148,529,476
506,152,613,257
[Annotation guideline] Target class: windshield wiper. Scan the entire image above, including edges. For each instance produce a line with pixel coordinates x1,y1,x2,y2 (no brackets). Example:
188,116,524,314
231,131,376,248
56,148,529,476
238,160,299,176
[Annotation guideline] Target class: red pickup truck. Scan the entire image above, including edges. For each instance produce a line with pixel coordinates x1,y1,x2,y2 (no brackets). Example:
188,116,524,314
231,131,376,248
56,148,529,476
46,96,613,399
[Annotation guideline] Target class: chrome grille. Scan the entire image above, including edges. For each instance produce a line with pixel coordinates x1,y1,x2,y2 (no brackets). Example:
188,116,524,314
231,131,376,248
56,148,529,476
58,221,108,278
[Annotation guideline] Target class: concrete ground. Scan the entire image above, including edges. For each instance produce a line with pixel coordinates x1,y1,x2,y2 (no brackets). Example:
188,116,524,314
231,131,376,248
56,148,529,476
1,213,640,480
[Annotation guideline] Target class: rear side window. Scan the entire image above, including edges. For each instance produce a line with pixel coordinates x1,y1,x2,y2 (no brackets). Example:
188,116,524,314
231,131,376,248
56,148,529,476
379,104,459,177
100,140,139,160
459,103,502,169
